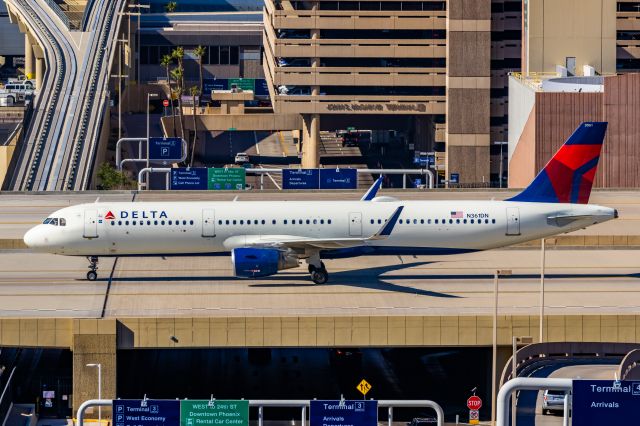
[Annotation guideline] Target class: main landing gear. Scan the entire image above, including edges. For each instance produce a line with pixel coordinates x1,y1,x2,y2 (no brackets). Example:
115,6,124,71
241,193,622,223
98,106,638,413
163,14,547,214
86,256,98,281
307,259,329,284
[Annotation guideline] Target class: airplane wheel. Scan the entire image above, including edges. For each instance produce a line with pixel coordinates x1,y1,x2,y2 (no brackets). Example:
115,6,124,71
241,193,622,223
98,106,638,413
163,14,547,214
87,271,98,281
311,268,329,285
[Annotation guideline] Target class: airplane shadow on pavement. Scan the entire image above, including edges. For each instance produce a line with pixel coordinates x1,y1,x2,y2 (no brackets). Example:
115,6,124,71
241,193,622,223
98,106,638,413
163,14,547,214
249,261,462,298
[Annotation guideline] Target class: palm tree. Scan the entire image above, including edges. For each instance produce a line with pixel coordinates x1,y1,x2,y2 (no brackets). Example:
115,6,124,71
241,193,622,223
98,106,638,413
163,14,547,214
171,46,185,89
159,54,176,135
193,45,207,96
189,86,200,167
170,66,185,139
165,1,177,13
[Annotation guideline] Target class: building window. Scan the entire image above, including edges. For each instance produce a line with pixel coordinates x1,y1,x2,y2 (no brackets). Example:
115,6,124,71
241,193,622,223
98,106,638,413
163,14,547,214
230,46,239,64
210,46,220,65
220,46,230,64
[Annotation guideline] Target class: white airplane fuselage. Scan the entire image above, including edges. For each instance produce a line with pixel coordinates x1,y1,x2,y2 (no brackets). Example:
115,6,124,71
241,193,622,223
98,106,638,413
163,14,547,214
24,199,616,257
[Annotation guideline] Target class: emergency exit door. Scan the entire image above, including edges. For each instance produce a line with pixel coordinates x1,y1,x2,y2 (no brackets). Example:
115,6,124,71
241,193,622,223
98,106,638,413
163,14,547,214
83,210,98,238
349,212,362,237
506,207,520,236
202,209,216,237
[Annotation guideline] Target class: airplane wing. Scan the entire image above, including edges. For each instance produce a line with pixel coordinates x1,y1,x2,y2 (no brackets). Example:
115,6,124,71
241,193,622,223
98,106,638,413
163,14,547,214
361,176,384,201
223,206,403,251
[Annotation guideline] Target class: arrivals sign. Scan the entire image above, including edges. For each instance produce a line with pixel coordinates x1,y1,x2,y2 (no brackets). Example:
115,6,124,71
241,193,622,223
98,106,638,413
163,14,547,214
572,380,640,425
180,400,249,426
114,399,180,426
310,400,377,426
149,137,183,163
207,168,246,190
283,169,320,189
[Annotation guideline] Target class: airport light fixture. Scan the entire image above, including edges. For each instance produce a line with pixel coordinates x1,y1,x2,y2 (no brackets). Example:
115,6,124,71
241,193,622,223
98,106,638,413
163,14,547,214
86,363,102,425
492,269,512,426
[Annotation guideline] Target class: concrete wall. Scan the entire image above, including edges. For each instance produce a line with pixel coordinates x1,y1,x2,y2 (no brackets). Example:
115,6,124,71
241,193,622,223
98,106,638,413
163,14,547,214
525,0,617,75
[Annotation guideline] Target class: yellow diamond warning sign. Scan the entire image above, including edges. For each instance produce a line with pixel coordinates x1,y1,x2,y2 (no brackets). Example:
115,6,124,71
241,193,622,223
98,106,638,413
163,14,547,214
357,379,372,396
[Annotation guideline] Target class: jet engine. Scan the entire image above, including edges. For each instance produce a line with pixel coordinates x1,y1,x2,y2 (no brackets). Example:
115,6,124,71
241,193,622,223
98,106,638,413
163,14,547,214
231,247,299,278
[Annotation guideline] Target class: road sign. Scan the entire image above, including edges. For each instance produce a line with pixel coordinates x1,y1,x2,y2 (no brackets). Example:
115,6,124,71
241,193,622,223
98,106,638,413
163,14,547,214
113,399,180,426
310,400,377,426
467,395,482,410
450,173,459,184
228,78,255,92
208,168,246,190
163,99,169,107
149,137,183,163
469,409,479,425
283,169,320,189
356,379,372,396
203,78,228,94
180,400,249,426
319,168,358,190
171,168,208,190
573,380,640,425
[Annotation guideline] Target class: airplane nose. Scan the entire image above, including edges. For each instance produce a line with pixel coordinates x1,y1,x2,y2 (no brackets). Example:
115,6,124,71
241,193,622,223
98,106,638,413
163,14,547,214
23,226,43,249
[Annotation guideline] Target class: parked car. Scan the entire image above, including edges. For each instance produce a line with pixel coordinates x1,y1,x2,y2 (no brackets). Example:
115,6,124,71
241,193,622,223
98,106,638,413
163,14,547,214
0,83,34,102
542,389,566,415
7,76,35,88
234,152,249,164
0,94,14,107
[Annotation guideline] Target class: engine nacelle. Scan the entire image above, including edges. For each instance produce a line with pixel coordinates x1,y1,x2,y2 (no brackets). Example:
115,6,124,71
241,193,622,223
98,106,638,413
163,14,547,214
231,247,299,278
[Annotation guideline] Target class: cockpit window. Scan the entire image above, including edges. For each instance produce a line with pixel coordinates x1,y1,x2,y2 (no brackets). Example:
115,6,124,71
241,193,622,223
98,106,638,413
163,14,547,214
43,217,65,226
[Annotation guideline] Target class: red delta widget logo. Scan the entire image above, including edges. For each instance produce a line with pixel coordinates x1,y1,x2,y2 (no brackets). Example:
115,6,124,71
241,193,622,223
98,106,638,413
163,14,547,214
104,210,168,220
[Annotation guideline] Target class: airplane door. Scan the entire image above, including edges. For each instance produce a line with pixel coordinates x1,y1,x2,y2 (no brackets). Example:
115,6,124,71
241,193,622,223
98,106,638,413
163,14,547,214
83,210,98,238
349,212,362,237
506,207,520,236
202,209,216,237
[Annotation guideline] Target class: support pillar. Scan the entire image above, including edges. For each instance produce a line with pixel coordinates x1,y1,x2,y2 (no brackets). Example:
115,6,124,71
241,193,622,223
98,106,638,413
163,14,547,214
301,114,320,168
72,319,117,419
445,0,491,186
24,33,34,79
35,58,44,90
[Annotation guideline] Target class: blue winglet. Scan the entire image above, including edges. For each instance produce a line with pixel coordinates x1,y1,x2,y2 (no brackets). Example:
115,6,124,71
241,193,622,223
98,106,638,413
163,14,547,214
361,176,384,201
373,206,404,238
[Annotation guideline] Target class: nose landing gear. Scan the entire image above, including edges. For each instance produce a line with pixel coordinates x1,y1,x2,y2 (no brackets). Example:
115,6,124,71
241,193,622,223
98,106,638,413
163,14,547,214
86,256,99,281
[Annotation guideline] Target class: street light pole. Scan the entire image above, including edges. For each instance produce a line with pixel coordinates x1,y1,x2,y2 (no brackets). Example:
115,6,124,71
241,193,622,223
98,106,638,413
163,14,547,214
539,238,546,342
492,269,511,426
86,363,102,425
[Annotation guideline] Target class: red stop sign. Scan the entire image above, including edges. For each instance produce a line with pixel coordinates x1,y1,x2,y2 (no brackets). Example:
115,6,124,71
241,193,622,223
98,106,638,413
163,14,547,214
467,396,482,410
163,99,170,107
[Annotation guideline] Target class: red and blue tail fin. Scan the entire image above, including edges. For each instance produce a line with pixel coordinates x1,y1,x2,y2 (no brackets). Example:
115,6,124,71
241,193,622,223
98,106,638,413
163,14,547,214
508,122,607,204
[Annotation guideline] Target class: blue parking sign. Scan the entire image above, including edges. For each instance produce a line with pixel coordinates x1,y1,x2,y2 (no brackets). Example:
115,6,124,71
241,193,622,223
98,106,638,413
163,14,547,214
113,400,180,426
149,138,183,163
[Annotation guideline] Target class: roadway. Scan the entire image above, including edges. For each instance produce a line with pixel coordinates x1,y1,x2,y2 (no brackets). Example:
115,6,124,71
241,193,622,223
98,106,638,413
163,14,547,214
6,0,126,191
0,248,638,318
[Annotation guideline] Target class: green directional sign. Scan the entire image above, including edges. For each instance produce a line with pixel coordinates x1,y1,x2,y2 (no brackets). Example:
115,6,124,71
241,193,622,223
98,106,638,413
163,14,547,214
208,168,246,190
180,400,249,426
228,78,255,92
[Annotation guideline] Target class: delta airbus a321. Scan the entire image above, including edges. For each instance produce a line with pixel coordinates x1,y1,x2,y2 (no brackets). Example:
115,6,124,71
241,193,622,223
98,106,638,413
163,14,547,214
24,122,617,284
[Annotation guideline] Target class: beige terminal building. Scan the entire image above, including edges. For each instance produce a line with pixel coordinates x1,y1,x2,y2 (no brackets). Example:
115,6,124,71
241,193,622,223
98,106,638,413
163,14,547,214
509,0,640,188
262,0,523,186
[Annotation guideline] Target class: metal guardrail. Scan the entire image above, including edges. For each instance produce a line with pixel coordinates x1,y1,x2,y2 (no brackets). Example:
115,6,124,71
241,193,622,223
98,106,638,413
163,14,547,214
0,367,17,425
77,399,444,426
497,378,571,426
618,349,640,380
499,342,640,388
43,0,71,29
